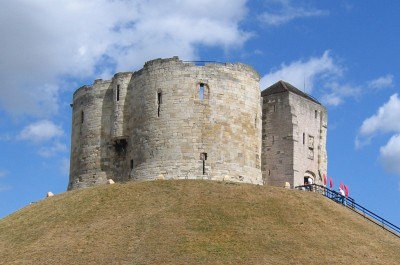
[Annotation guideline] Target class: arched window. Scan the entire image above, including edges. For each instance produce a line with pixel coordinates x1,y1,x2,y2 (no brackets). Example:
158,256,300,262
198,83,209,102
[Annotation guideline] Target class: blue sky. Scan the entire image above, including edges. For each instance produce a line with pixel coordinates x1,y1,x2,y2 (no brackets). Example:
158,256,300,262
1,0,400,226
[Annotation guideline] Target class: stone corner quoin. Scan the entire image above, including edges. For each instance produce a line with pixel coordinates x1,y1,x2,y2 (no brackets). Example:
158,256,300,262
68,56,327,191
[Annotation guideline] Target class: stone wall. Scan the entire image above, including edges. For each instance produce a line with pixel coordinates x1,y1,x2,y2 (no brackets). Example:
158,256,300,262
261,92,294,186
261,81,328,188
69,57,263,190
290,93,327,187
69,58,327,191
69,80,111,190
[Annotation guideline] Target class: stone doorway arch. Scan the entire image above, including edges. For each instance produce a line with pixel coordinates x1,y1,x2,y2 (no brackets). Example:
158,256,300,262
303,170,316,185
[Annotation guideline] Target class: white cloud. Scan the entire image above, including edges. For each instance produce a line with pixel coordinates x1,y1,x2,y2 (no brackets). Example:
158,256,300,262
321,93,343,107
357,94,400,176
260,50,341,93
321,82,361,107
38,142,68,157
18,120,64,143
0,0,250,118
359,94,400,136
367,74,394,90
60,158,70,176
380,134,400,175
258,0,328,26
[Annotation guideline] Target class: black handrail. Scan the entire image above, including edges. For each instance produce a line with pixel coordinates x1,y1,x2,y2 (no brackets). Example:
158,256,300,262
295,184,400,238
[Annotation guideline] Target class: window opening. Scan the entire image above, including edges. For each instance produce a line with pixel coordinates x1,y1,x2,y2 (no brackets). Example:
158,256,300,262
200,152,207,175
114,139,127,156
130,159,134,169
303,133,305,145
81,111,84,124
308,135,314,160
157,92,162,117
199,83,205,100
116,85,120,101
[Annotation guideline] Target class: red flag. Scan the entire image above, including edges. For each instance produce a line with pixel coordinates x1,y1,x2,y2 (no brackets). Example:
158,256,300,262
344,185,349,197
323,174,327,186
329,177,333,189
340,181,344,190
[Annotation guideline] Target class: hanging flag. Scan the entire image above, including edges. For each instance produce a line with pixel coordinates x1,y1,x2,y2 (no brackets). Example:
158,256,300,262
329,177,333,189
340,181,344,190
344,185,349,197
323,174,327,186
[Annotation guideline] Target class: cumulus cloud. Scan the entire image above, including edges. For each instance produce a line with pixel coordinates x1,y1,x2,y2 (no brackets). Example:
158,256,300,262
359,94,400,136
380,134,400,175
0,0,250,118
356,94,400,176
321,82,361,107
258,0,328,26
367,74,394,90
260,50,341,93
38,142,68,157
18,120,64,143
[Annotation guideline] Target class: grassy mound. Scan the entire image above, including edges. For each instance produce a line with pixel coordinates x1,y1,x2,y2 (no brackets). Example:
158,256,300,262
1,180,399,264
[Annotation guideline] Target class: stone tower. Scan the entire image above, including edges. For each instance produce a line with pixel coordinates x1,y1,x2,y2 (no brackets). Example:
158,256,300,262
68,57,263,190
261,81,328,188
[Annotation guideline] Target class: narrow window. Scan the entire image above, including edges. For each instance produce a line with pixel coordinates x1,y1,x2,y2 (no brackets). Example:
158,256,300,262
315,110,318,119
200,152,207,175
303,133,305,145
199,83,205,100
273,105,276,112
81,111,84,124
130,159,134,169
157,92,162,117
116,85,120,101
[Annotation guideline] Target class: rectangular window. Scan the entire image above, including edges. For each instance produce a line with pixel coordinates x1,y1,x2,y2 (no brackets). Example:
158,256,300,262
308,135,314,160
117,85,120,101
130,159,133,169
199,83,204,100
157,92,162,117
81,111,84,124
200,152,207,175
315,110,318,119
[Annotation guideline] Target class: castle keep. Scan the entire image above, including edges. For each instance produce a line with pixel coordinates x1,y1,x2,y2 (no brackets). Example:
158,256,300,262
69,57,327,190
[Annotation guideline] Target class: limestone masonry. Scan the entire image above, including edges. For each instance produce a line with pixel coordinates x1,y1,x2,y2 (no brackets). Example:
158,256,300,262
68,57,327,190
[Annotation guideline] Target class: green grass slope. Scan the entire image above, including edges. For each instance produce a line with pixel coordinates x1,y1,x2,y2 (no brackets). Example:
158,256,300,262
1,180,399,264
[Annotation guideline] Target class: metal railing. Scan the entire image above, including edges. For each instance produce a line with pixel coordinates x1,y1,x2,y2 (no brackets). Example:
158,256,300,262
295,184,400,238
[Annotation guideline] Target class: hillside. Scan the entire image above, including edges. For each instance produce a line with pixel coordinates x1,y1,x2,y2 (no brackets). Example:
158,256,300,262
1,180,399,264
